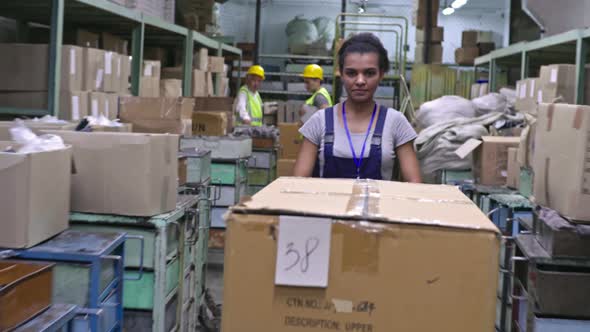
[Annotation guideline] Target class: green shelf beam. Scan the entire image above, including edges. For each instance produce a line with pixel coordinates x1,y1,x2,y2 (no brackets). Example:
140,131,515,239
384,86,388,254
74,0,142,22
142,14,188,36
0,107,49,117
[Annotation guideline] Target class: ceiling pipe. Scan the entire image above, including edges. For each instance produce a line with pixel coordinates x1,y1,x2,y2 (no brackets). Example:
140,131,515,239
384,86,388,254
521,0,545,37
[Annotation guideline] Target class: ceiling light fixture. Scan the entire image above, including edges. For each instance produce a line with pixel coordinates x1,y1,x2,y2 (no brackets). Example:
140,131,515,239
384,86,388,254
451,0,468,9
442,7,455,15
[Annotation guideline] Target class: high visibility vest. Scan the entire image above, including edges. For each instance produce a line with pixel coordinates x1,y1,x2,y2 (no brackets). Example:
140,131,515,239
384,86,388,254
305,87,333,107
239,86,263,126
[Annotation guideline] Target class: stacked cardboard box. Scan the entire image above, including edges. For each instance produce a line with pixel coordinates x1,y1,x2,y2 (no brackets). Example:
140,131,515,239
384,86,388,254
277,123,302,175
119,96,194,136
456,136,520,186
470,83,489,99
415,26,444,64
412,0,439,29
222,178,499,332
533,103,590,222
0,44,130,121
506,147,520,189
193,96,234,135
455,31,481,66
140,60,162,97
126,0,174,23
515,78,541,114
177,0,217,31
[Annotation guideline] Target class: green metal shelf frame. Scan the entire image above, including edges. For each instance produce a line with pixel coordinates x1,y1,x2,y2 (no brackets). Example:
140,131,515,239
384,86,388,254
0,0,242,117
474,28,590,104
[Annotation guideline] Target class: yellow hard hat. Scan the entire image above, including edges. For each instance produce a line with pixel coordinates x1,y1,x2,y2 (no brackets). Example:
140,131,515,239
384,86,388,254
302,64,323,80
247,65,265,79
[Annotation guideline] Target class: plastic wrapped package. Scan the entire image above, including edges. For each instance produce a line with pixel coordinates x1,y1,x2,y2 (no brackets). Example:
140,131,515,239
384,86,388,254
286,16,318,54
416,96,476,129
31,115,70,124
8,120,65,153
499,88,517,109
472,93,508,116
313,17,335,50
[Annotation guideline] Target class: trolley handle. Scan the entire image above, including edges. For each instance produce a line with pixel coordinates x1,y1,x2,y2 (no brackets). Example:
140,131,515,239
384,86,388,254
123,235,145,281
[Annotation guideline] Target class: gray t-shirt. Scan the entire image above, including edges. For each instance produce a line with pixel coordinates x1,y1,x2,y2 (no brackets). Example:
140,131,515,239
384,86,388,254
299,105,417,180
313,94,329,108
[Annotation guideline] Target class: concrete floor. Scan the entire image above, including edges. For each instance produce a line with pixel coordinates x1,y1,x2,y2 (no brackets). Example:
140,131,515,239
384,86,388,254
196,249,225,332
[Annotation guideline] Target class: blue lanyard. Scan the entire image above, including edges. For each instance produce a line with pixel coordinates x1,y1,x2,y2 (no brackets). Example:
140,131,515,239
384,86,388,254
342,102,377,179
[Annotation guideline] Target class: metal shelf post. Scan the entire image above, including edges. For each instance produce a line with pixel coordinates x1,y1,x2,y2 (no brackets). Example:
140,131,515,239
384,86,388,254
48,0,64,116
575,37,589,104
183,31,194,98
131,22,145,96
520,51,529,79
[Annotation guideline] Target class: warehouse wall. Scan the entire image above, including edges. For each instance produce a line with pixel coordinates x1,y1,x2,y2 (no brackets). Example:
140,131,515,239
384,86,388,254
527,0,590,36
219,0,508,64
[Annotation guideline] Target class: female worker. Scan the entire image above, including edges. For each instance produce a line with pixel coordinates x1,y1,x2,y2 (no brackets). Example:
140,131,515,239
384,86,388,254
293,33,421,182
300,64,333,122
234,65,264,126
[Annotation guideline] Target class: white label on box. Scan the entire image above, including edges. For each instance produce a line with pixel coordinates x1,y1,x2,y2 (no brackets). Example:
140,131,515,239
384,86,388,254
105,52,112,75
96,69,104,89
550,68,558,83
144,64,153,77
91,99,99,117
530,80,536,97
70,48,76,75
538,90,543,103
72,96,80,120
105,101,110,118
117,58,122,77
275,216,332,288
519,84,526,98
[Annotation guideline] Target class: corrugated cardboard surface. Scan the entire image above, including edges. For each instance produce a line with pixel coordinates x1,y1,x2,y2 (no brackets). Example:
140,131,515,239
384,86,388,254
192,111,228,136
415,26,444,43
0,144,71,248
279,123,302,159
119,96,194,136
507,147,520,189
89,92,107,118
103,51,121,93
415,43,443,64
515,78,540,114
139,77,160,98
539,64,576,104
82,48,105,91
194,48,208,71
223,178,499,332
42,131,179,216
534,103,590,222
194,96,233,111
472,136,520,185
455,47,479,66
277,159,296,177
160,79,183,98
208,56,224,73
0,44,82,91
462,30,478,47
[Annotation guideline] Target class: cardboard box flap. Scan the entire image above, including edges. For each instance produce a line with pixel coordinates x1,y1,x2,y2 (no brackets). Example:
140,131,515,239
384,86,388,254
233,178,499,233
454,138,482,159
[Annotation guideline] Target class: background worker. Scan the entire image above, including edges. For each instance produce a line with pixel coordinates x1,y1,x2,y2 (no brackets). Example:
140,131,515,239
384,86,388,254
293,33,421,182
234,65,265,126
300,64,333,123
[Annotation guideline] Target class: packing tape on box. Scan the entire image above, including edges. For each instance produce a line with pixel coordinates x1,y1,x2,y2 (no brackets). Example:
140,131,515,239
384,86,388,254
574,106,585,130
547,103,555,131
346,179,380,218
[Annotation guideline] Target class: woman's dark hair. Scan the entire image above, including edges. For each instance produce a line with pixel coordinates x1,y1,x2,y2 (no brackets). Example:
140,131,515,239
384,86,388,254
338,33,390,73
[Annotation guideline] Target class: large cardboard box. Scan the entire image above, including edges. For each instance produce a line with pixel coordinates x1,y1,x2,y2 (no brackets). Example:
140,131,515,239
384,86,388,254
223,178,500,332
119,96,194,136
533,103,590,222
539,64,576,104
415,43,442,64
89,92,108,118
0,91,89,121
507,147,520,189
462,31,478,47
279,123,302,159
195,48,209,71
162,67,207,97
43,131,178,216
0,144,71,248
457,136,520,186
139,77,160,97
160,79,183,98
208,56,225,73
0,44,83,91
143,60,162,81
515,78,540,113
415,26,444,43
277,159,296,177
455,47,479,66
192,111,228,136
105,93,119,120
82,48,106,91
103,51,121,93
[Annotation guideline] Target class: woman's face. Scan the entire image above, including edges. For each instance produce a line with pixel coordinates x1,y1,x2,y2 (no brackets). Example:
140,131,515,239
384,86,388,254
341,52,383,104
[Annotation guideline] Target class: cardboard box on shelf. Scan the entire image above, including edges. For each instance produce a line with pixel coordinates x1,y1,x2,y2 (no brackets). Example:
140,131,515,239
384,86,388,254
477,42,495,56
279,123,302,159
119,96,194,136
143,60,162,80
103,51,121,93
41,131,178,217
415,26,444,43
89,92,106,118
0,44,83,91
216,77,229,97
463,136,520,186
82,48,106,91
462,31,478,47
517,120,537,168
0,91,89,121
470,83,490,99
162,67,207,97
104,93,119,120
222,177,499,332
515,78,540,113
533,103,590,222
160,79,183,98
139,77,160,98
455,47,479,66
507,147,520,189
0,144,71,248
206,72,214,96
192,111,228,136
413,0,439,29
69,29,99,48
476,31,494,43
277,159,296,177
539,64,576,104
208,56,225,73
120,55,131,94
195,48,209,71
415,43,443,64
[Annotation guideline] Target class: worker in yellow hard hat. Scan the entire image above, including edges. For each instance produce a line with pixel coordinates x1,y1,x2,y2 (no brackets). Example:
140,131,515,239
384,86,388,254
300,64,333,123
234,65,265,126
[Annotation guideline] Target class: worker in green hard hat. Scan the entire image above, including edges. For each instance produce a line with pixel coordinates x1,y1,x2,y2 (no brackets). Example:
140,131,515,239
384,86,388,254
300,64,333,123
235,65,265,127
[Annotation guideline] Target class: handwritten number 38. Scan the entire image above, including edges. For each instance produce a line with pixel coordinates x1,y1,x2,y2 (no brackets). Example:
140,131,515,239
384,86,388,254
285,237,320,273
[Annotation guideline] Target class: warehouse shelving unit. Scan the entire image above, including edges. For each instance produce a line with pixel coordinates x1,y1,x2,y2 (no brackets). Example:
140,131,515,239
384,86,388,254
474,28,590,104
0,0,242,117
